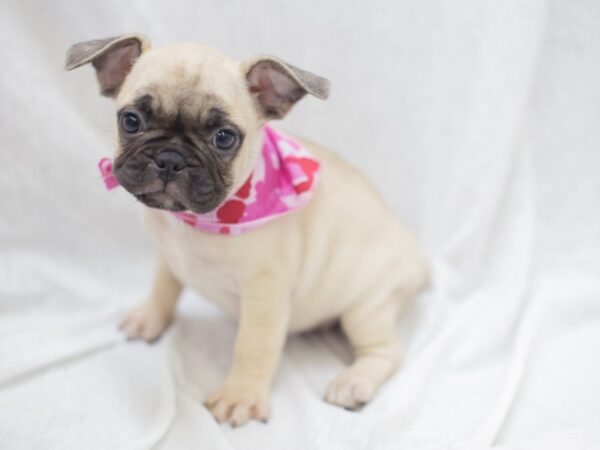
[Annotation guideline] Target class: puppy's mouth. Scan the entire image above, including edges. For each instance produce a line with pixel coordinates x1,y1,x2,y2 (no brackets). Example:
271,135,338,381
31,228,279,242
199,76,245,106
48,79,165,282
127,180,225,214
114,156,228,214
134,191,187,212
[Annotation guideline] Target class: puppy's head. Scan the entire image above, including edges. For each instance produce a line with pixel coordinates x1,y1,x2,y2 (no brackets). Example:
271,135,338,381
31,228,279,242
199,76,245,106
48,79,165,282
65,34,330,213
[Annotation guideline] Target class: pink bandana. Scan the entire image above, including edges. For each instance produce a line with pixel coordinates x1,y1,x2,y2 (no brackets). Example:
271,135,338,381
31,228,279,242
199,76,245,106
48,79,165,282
99,125,321,235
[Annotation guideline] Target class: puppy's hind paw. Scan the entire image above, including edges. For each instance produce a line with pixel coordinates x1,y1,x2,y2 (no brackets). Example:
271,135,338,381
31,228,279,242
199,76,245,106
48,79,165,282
119,302,173,342
325,372,376,411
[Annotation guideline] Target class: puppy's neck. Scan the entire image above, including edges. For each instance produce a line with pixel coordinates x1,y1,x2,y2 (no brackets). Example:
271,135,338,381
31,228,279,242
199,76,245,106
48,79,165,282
229,126,266,194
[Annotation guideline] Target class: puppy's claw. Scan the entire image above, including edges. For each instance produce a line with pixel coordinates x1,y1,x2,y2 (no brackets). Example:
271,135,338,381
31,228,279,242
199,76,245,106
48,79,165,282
204,380,270,427
230,404,250,427
325,373,375,410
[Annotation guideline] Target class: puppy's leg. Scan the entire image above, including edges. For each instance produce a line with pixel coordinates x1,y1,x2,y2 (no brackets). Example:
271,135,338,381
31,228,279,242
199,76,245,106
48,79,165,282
205,271,290,427
120,252,182,342
325,292,402,410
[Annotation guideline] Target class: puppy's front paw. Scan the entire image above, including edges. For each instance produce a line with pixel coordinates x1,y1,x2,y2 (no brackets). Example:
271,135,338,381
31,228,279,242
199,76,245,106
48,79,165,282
204,378,270,427
325,372,376,410
119,302,173,342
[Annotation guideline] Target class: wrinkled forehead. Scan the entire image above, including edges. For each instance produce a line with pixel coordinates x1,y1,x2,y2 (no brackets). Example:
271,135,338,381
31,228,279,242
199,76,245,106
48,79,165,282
125,93,232,135
116,44,253,127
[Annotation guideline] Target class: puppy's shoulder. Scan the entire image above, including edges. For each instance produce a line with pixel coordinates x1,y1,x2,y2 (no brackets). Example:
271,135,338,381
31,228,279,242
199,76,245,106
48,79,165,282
297,137,389,211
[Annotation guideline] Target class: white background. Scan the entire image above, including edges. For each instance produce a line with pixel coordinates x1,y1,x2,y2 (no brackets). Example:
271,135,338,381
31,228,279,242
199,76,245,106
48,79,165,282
1,1,599,449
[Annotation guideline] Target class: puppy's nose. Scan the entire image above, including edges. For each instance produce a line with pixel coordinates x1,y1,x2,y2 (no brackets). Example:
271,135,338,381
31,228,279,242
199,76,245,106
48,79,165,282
153,151,186,183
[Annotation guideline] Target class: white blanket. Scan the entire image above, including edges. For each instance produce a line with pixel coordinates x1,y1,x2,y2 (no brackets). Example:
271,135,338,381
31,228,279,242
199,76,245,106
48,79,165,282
1,0,599,449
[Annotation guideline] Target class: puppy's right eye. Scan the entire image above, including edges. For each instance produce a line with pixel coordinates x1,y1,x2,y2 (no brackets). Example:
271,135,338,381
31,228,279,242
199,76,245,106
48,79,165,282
120,112,142,134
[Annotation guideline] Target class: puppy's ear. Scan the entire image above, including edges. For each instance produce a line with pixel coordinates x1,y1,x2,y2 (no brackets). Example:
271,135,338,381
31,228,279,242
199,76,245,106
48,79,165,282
243,57,331,119
65,34,150,97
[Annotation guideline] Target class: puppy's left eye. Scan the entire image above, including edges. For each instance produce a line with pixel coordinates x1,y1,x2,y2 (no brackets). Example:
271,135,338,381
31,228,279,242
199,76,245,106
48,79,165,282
213,129,238,151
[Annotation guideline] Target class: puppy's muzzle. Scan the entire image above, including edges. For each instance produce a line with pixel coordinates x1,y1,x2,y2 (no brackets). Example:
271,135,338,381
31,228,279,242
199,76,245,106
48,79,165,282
152,150,187,183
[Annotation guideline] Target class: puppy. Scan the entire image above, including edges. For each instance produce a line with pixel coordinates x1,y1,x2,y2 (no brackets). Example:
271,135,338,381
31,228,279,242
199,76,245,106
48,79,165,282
65,34,428,427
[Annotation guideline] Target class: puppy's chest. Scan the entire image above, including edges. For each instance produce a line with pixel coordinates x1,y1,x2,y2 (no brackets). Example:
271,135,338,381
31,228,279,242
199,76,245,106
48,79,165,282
144,211,241,317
